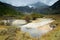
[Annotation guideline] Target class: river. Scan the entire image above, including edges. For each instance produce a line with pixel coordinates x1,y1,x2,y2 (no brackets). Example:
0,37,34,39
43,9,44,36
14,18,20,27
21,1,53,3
0,18,54,37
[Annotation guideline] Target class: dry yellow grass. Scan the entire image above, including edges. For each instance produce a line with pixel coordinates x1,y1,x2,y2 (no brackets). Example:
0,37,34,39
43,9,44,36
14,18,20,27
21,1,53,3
40,14,60,40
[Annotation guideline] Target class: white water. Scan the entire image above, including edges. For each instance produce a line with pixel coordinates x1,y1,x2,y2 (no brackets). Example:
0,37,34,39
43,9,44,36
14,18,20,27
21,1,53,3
20,18,54,37
0,18,54,37
21,18,54,28
11,20,27,26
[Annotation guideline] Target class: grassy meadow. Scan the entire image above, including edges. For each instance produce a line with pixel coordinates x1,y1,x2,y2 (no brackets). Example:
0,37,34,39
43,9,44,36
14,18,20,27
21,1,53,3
0,14,60,40
40,14,60,40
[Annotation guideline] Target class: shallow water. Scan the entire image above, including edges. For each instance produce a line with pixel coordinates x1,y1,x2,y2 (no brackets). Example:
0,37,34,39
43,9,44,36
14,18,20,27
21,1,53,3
21,27,52,37
0,19,53,37
19,18,53,37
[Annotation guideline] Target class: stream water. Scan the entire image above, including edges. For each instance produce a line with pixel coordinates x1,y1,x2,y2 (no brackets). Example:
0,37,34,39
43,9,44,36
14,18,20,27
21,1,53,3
0,18,54,37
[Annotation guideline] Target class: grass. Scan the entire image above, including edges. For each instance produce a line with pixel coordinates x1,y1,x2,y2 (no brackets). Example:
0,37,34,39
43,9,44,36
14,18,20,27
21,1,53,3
0,14,60,40
0,36,8,40
0,25,37,40
40,14,60,40
40,25,60,40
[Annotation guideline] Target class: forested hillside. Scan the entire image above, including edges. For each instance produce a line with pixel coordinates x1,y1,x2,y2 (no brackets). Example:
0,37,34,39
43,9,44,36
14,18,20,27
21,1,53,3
0,2,22,16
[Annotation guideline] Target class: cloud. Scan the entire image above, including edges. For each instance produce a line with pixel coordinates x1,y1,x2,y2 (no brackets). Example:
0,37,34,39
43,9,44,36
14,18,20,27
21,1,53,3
39,0,58,6
0,0,58,6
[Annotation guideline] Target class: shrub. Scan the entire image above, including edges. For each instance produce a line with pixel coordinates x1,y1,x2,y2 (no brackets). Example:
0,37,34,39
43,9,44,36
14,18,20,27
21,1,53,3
0,29,7,35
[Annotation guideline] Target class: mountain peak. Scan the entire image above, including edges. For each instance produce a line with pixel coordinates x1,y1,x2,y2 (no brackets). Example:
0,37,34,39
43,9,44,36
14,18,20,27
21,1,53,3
51,0,60,9
28,2,49,8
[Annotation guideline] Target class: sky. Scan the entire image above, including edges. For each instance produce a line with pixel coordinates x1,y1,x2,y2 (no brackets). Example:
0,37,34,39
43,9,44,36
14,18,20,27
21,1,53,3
0,0,58,6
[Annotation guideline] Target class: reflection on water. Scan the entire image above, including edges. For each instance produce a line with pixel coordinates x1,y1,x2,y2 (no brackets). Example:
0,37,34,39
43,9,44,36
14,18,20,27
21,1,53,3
0,19,53,37
21,27,50,37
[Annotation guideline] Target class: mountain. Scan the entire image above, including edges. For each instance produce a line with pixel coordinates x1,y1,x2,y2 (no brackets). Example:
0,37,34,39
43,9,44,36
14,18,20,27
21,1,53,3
51,0,60,9
15,6,34,13
50,0,60,14
28,2,49,8
15,1,60,14
0,1,50,14
15,2,49,13
0,1,59,15
0,1,22,16
41,0,60,15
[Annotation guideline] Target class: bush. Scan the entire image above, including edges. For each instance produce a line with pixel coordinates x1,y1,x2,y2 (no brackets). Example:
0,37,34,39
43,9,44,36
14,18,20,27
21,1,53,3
29,13,44,20
5,36,16,40
0,22,4,25
0,29,7,35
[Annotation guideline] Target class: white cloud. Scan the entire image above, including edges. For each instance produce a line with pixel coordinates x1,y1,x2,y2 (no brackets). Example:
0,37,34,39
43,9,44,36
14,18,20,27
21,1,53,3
0,0,58,6
39,0,58,6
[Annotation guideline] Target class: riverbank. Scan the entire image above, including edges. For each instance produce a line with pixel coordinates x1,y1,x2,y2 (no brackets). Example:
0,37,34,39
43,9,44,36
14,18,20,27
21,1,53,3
40,14,60,40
